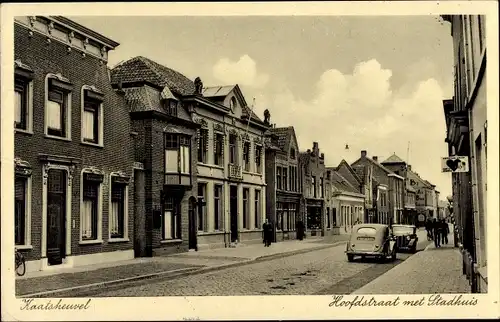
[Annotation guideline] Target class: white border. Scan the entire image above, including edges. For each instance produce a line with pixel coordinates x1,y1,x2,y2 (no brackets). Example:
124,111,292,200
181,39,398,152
1,1,498,321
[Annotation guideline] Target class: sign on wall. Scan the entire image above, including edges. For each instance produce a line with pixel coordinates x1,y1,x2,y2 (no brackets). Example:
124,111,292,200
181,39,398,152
441,156,469,173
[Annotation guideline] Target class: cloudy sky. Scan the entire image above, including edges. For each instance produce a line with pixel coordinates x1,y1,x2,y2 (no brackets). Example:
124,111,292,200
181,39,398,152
70,15,454,197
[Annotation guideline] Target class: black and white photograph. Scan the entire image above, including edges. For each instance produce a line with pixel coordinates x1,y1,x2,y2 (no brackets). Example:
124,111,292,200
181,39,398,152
1,1,498,321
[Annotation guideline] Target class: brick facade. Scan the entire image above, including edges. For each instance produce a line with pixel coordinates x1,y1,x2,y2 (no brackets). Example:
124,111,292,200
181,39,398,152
14,17,134,272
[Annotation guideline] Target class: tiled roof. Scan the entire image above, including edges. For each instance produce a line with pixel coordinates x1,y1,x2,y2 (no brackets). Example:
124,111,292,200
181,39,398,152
331,171,361,195
242,105,265,124
268,126,293,152
111,56,196,96
382,153,406,164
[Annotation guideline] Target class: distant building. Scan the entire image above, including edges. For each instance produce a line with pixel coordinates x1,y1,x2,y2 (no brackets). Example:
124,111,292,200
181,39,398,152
265,126,302,242
442,14,487,293
326,167,365,234
380,155,418,225
299,142,326,237
351,151,404,225
407,169,436,222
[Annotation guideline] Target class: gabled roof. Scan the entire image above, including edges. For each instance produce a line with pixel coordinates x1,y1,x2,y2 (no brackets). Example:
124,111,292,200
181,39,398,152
268,126,299,153
337,159,362,185
382,153,406,164
111,56,196,96
330,171,362,195
352,156,394,175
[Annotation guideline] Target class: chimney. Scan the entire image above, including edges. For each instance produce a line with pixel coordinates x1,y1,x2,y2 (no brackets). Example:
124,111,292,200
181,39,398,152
372,156,378,162
408,165,412,171
361,150,367,158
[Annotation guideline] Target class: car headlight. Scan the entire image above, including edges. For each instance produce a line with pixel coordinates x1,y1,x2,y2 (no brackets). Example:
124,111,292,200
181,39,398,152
406,236,411,241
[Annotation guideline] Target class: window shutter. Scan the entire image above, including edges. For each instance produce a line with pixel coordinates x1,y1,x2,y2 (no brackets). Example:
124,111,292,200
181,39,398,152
203,129,209,152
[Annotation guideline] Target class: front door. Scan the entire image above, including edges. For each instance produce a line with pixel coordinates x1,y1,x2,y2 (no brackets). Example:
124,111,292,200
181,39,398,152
46,169,66,265
188,197,197,250
230,185,238,242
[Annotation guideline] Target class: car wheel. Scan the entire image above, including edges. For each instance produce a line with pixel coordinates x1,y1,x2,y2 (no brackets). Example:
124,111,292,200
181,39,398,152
411,245,417,254
347,254,354,262
391,249,397,261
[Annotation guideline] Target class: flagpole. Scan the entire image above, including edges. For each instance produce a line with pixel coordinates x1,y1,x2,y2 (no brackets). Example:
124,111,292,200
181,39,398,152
244,97,256,137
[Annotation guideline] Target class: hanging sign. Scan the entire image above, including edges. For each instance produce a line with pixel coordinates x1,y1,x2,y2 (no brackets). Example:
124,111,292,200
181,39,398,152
441,156,469,173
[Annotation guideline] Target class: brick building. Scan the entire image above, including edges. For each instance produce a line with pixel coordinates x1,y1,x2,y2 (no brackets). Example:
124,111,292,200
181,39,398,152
299,142,326,237
14,16,135,273
351,151,403,225
265,126,302,242
110,56,200,256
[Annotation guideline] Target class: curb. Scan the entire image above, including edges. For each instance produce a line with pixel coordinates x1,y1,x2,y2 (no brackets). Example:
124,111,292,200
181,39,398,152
18,240,347,298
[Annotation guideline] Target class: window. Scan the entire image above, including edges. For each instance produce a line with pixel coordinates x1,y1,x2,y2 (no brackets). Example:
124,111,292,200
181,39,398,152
15,176,28,245
277,203,283,230
15,78,29,130
82,89,103,145
320,177,324,198
290,148,296,160
164,196,181,239
243,188,249,229
229,134,237,164
332,208,337,226
357,227,377,235
214,185,223,231
46,76,72,139
81,174,101,240
197,183,207,231
167,99,178,117
198,129,209,163
229,96,237,111
110,179,127,239
165,134,191,174
277,167,282,190
312,176,317,198
243,141,250,171
214,133,224,166
283,167,288,191
254,190,261,229
326,208,331,228
255,145,262,173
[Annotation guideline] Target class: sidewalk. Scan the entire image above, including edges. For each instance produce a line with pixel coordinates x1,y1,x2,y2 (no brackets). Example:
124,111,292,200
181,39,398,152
352,232,470,294
16,234,350,297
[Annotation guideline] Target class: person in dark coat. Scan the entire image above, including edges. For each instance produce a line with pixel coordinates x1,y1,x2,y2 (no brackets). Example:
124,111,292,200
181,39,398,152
432,218,441,248
296,220,305,241
425,218,433,241
440,219,449,245
262,219,273,247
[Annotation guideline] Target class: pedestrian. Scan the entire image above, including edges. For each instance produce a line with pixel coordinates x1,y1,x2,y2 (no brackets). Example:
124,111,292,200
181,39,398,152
262,218,273,247
297,219,305,241
441,219,449,245
425,218,432,241
432,218,441,248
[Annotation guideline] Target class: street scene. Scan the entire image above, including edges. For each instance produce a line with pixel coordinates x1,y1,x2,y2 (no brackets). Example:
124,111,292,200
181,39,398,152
10,13,487,299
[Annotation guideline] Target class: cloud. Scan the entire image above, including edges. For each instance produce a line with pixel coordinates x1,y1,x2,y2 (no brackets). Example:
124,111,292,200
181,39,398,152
212,55,270,88
266,59,450,196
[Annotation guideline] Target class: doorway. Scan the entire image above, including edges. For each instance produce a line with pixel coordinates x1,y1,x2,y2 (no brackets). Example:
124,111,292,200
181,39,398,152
188,197,198,250
230,185,238,242
46,169,67,265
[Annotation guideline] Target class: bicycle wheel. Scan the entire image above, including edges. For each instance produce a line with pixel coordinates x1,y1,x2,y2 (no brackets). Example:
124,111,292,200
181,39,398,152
16,254,26,276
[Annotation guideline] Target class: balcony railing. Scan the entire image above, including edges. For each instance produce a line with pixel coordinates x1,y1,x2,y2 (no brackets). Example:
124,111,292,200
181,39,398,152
228,163,243,180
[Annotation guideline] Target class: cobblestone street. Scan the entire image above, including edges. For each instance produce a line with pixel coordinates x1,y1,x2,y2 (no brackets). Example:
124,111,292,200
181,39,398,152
75,233,430,297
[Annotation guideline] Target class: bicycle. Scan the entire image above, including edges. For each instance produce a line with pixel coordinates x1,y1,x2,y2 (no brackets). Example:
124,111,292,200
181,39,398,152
15,248,26,276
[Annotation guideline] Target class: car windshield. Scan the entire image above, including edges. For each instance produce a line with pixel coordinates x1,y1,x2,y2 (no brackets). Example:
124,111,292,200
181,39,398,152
392,226,414,234
357,227,377,235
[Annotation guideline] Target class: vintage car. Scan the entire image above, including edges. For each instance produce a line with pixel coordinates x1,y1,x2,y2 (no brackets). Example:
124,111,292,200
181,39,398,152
392,224,418,253
345,224,397,262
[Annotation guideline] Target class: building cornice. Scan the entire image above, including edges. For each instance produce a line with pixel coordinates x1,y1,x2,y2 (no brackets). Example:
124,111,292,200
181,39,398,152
14,16,116,63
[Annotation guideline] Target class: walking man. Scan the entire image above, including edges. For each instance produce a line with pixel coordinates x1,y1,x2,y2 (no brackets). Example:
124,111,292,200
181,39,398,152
441,219,449,245
262,218,273,247
432,218,441,248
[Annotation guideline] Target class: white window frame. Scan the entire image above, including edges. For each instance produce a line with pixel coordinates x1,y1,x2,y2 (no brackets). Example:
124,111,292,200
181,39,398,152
14,73,34,134
14,173,32,249
108,173,130,242
81,85,104,147
44,73,72,141
79,169,103,244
